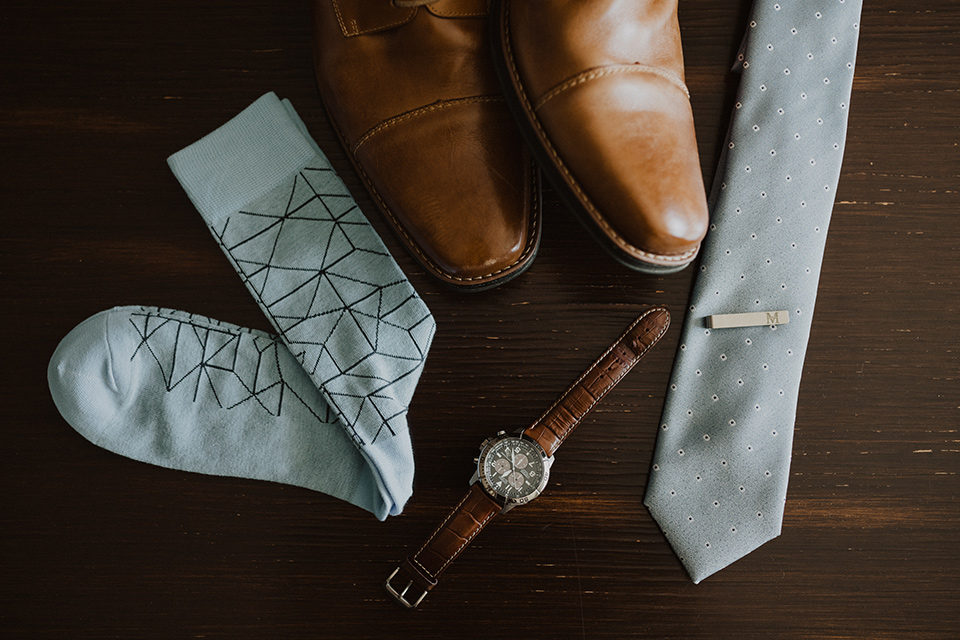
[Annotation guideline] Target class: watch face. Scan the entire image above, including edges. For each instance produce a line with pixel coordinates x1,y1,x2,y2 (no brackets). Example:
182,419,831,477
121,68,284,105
480,437,548,501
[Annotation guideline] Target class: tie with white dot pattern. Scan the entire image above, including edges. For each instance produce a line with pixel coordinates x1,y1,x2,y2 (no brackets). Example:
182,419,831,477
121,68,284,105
644,0,863,583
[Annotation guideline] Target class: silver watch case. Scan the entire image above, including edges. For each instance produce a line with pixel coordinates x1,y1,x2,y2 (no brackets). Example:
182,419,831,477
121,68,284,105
470,431,555,514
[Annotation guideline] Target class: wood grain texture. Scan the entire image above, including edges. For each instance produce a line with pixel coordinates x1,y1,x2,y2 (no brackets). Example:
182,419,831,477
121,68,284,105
2,1,958,638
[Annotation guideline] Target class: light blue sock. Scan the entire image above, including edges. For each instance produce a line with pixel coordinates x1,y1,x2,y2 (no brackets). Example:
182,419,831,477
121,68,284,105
48,306,397,517
167,93,436,515
49,94,435,518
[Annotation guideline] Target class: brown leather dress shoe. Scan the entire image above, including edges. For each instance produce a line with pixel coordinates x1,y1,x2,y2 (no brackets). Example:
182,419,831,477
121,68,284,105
313,0,541,291
491,0,709,274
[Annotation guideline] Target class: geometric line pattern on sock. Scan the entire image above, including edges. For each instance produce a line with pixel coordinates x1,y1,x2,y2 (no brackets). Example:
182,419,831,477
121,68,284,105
207,162,436,447
127,306,335,425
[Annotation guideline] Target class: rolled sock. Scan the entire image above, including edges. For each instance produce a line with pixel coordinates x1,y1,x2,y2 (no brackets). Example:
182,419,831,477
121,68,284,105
48,306,400,518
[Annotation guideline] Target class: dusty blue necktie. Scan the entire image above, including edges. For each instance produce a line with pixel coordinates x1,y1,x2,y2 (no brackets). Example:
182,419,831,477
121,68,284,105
645,0,863,583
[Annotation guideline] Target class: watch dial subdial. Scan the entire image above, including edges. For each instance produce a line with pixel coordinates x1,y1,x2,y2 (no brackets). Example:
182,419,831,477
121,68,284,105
492,458,510,475
513,453,529,469
507,471,525,490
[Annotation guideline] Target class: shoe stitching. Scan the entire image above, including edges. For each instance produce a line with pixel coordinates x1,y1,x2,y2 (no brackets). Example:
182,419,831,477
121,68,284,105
534,64,690,111
427,9,488,17
352,95,504,154
428,10,488,17
426,0,490,19
359,156,540,284
332,0,416,37
327,100,541,284
501,0,698,265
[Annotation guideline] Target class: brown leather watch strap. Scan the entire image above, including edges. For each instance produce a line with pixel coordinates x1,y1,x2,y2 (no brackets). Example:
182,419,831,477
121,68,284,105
523,306,671,456
386,306,670,608
386,482,500,608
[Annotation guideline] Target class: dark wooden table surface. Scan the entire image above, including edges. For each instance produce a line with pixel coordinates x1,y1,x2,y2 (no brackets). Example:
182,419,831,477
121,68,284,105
3,1,958,638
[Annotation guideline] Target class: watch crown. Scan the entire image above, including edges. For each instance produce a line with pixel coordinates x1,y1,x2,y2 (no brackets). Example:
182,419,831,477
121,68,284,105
473,457,479,464
496,430,506,436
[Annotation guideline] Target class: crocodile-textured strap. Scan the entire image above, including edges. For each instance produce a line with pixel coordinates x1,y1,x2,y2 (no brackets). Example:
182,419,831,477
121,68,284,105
386,482,500,608
387,306,671,608
523,306,671,456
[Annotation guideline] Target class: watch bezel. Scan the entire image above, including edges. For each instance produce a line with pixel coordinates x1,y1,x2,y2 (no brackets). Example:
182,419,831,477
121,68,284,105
474,433,552,509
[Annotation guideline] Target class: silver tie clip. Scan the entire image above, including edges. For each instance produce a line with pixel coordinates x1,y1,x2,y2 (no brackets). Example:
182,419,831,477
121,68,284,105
707,310,790,329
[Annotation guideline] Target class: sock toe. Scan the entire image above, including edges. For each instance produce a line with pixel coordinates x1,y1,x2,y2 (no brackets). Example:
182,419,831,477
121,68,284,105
48,308,131,444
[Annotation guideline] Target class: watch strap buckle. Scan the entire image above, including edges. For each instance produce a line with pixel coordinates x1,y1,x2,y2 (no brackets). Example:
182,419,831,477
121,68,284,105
385,559,436,609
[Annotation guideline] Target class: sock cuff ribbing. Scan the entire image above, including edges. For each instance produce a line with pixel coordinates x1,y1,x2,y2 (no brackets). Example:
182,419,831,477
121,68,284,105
166,92,317,225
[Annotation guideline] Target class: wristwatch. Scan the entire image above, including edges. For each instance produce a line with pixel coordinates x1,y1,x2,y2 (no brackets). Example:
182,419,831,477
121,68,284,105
385,306,671,608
